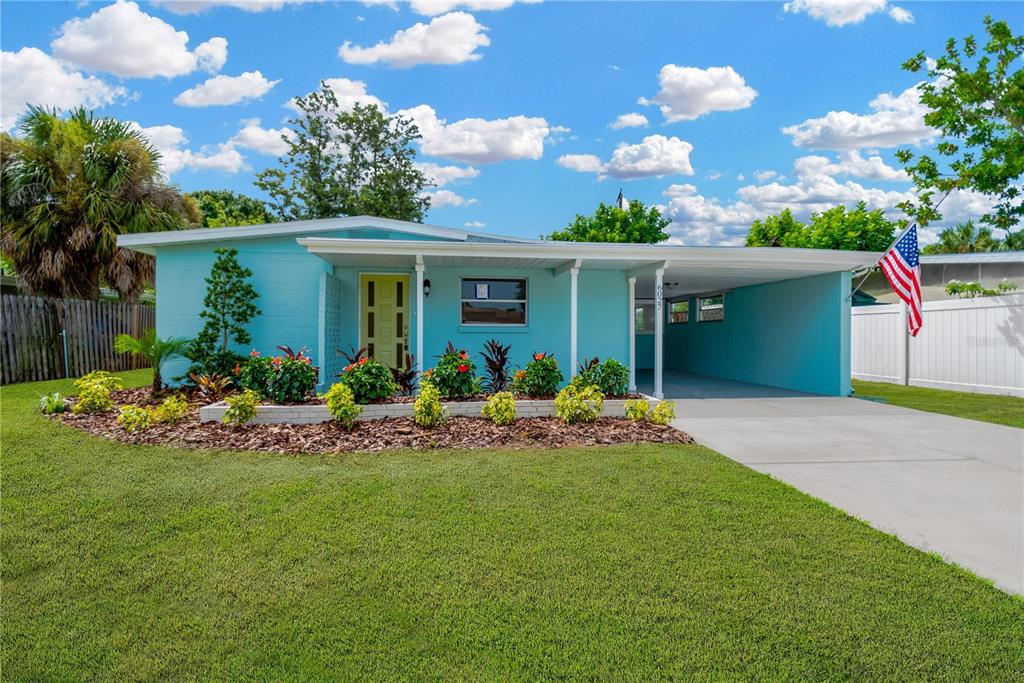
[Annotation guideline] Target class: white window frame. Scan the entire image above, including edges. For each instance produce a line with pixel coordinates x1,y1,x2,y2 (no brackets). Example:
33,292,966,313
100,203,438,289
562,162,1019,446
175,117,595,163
460,277,528,326
698,294,725,323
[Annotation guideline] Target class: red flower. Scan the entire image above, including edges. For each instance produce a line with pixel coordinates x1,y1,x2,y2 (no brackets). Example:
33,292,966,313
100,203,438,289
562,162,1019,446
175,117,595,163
515,370,526,379
272,357,282,366
533,352,545,361
359,357,368,366
233,363,241,375
345,363,355,372
425,368,433,377
457,364,469,373
250,349,260,358
302,357,311,364
458,351,468,360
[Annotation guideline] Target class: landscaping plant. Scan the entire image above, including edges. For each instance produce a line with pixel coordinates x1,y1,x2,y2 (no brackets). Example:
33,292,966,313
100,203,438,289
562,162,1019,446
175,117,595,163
338,345,368,365
339,356,396,404
573,357,630,397
431,344,481,399
189,373,233,402
116,405,152,433
113,328,189,393
186,248,261,378
153,395,189,425
414,380,447,428
238,348,318,403
511,352,564,398
39,392,66,415
391,353,419,396
624,399,650,421
325,382,362,431
71,371,123,414
650,400,677,426
555,384,604,425
480,339,512,393
223,389,260,426
482,391,516,426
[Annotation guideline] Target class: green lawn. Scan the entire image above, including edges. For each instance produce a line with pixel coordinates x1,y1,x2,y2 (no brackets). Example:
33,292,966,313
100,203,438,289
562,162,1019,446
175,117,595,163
852,379,1024,428
3,371,1022,680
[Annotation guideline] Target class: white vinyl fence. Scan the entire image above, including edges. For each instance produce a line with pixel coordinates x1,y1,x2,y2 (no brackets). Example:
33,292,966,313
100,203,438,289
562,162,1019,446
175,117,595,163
851,294,1024,397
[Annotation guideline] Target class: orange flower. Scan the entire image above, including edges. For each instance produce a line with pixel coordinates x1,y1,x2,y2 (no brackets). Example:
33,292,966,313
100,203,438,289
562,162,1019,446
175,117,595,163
533,352,545,361
345,363,355,372
359,357,368,365
233,363,241,375
457,364,469,373
425,368,433,377
272,357,282,366
250,349,260,357
458,351,468,360
515,370,526,379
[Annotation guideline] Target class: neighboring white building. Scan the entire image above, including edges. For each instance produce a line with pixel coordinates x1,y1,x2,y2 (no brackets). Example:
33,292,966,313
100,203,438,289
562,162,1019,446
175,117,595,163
862,251,1024,304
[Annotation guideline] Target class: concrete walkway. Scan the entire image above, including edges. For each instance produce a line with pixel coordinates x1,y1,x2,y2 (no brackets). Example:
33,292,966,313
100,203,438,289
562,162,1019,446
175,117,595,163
649,373,1024,595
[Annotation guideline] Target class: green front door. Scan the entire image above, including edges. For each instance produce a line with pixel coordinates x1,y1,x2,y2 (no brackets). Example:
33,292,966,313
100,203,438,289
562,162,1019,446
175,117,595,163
360,274,409,370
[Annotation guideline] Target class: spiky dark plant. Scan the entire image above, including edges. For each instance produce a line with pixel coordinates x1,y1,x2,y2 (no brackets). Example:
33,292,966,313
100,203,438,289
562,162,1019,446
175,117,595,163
390,353,419,396
338,345,368,364
576,356,600,377
480,339,512,393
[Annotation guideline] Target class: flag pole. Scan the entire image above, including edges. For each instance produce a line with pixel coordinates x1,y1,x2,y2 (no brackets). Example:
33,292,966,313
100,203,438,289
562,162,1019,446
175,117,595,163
847,189,954,302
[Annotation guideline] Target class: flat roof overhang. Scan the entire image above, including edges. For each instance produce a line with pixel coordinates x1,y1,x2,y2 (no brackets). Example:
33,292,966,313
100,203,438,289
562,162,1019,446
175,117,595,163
298,237,881,298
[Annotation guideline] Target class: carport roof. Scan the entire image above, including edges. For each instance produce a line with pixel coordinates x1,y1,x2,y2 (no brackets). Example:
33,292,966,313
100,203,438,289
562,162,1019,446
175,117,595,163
298,237,882,297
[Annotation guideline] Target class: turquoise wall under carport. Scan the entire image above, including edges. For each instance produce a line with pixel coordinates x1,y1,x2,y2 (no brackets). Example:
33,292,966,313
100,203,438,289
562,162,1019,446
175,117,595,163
661,271,851,396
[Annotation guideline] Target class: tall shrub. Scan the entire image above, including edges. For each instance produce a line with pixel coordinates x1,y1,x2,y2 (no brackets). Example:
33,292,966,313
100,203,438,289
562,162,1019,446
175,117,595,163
187,248,261,377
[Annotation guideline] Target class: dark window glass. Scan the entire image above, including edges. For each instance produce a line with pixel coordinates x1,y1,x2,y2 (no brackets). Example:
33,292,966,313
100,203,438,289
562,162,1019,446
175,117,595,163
396,312,403,333
367,342,375,357
367,312,375,337
367,281,375,307
461,301,526,325
460,279,526,300
396,343,403,361
396,281,403,305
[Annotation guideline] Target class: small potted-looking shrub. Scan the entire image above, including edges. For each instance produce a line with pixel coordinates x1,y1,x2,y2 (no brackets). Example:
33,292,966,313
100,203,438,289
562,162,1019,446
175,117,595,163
555,384,604,424
573,358,630,397
482,391,516,426
325,382,362,430
429,343,482,399
339,356,396,404
414,380,447,428
511,352,564,398
237,347,318,403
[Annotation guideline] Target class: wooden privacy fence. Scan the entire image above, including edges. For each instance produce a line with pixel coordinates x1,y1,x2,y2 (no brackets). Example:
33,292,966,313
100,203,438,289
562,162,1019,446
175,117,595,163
1,294,155,385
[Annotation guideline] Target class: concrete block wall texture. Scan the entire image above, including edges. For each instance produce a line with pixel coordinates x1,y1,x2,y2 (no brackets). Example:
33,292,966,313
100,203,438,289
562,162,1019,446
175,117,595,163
663,271,852,396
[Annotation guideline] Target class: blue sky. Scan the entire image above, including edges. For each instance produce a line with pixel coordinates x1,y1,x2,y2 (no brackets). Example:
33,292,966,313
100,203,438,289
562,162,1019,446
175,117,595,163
1,1,1017,243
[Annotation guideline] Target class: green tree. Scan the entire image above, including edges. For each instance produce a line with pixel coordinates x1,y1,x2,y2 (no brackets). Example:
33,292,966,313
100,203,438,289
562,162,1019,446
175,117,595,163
897,16,1023,244
188,190,276,228
547,200,670,243
921,220,1002,254
0,106,197,300
745,202,898,252
193,248,261,359
254,82,431,222
113,328,189,393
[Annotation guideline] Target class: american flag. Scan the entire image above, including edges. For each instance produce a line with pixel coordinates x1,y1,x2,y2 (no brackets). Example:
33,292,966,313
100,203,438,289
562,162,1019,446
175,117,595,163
879,225,923,336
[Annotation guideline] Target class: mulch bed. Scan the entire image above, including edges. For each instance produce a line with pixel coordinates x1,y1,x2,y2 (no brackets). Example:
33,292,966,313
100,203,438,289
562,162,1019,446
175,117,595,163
58,405,693,455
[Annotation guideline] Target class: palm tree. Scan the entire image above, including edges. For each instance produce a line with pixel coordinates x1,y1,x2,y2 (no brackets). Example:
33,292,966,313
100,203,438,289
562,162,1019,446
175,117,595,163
1,106,198,300
114,328,190,392
921,220,1002,254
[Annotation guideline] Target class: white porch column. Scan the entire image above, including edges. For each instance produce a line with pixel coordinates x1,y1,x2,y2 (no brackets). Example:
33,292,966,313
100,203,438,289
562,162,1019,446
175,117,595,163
628,276,636,392
569,265,580,378
415,259,425,376
654,267,664,399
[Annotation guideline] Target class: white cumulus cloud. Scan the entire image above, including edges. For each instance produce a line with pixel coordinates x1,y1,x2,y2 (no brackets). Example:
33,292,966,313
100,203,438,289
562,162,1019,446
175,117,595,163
639,64,757,123
339,11,489,68
783,0,912,26
287,77,388,115
399,104,549,164
130,122,246,176
793,151,906,181
230,118,292,156
417,162,481,187
782,84,936,150
51,1,228,78
557,135,695,180
410,0,539,15
464,220,487,228
155,0,318,13
1,48,127,131
426,189,477,207
175,71,280,107
609,112,648,130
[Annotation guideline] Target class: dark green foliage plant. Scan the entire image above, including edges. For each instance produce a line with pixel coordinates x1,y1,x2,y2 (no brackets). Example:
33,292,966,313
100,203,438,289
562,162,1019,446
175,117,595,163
339,357,396,404
188,189,276,228
511,352,564,398
238,348,318,403
188,248,260,378
745,203,897,252
573,358,630,397
429,344,481,399
548,200,670,243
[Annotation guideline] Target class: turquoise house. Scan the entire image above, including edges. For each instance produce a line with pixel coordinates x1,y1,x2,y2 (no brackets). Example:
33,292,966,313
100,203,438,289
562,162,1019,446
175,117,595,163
118,216,879,398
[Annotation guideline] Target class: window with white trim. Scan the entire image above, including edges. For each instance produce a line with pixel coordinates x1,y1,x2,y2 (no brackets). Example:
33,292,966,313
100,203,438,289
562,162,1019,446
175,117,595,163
460,278,527,325
669,300,689,324
698,294,724,322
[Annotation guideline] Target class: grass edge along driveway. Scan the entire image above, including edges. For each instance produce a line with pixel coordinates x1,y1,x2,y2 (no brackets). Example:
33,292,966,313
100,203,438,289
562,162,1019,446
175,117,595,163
3,371,1023,680
852,378,1024,428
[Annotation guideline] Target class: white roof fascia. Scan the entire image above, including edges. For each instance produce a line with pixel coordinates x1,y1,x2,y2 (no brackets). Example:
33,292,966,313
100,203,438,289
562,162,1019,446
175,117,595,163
297,237,881,272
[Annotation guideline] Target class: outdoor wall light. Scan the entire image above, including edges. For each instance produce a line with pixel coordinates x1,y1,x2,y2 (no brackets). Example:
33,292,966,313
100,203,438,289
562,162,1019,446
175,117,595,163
423,279,431,297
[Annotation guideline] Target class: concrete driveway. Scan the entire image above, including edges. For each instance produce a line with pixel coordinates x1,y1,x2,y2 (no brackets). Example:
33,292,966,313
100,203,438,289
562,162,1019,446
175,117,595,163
660,376,1024,595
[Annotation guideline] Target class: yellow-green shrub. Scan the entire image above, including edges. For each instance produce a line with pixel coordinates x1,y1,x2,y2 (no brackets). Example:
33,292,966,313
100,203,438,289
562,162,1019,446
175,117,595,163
482,391,516,426
223,389,260,426
71,370,123,414
624,398,650,421
650,400,676,425
117,405,152,432
414,381,447,428
153,394,189,424
325,382,361,431
555,383,603,425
